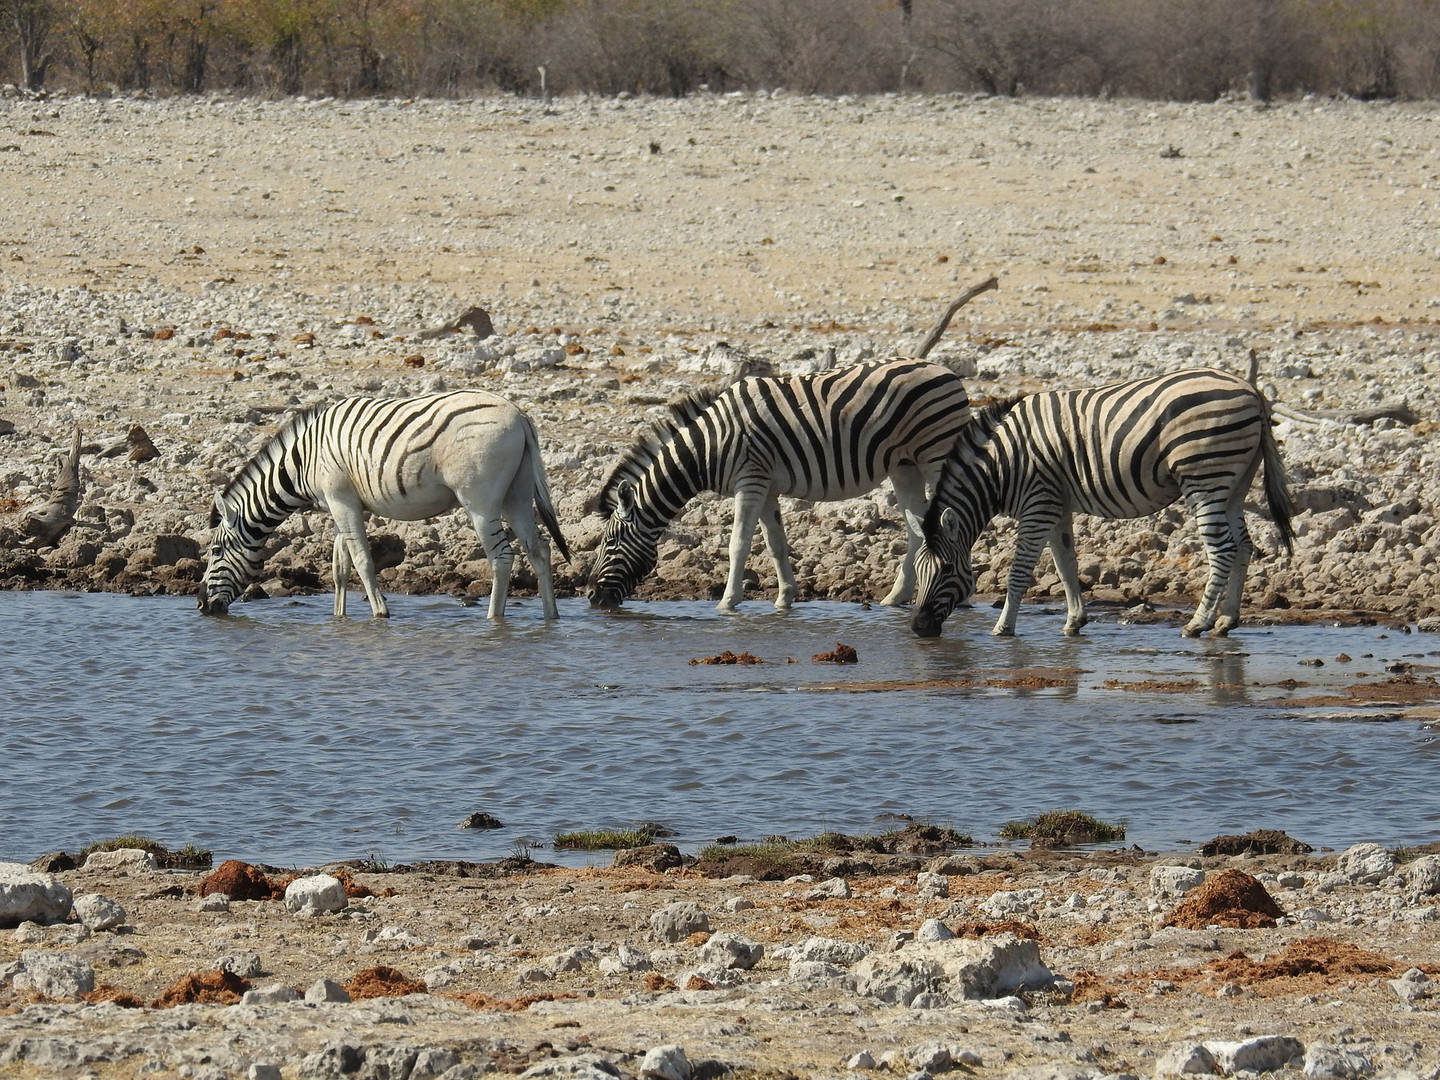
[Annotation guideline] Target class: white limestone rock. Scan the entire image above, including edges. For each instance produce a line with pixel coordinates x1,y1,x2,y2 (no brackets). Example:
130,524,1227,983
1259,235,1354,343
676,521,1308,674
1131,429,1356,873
1335,843,1395,884
81,848,158,874
283,874,347,917
0,863,72,927
71,893,126,931
1149,864,1206,898
639,1044,691,1080
648,901,708,943
17,948,95,999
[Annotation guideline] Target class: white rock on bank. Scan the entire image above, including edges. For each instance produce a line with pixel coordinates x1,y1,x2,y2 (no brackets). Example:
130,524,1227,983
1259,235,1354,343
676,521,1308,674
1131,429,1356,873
1335,843,1395,884
17,948,95,999
283,874,347,916
81,848,159,874
1149,864,1206,898
648,902,709,942
71,892,125,931
639,1044,692,1080
0,863,72,927
852,933,1054,1006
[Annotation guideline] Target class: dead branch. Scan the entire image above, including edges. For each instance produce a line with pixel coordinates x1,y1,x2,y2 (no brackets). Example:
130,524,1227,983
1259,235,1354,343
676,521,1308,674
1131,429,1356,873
21,427,83,547
1271,401,1419,428
414,305,497,341
912,275,999,359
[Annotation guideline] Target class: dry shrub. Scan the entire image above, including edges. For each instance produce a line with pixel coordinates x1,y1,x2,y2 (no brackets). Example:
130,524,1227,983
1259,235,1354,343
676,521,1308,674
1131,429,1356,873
447,990,577,1011
153,970,250,1008
345,966,428,1000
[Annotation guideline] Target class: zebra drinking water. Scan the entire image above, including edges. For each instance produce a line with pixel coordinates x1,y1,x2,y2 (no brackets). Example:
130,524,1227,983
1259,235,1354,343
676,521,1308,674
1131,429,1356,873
587,357,970,610
908,367,1293,639
199,390,570,620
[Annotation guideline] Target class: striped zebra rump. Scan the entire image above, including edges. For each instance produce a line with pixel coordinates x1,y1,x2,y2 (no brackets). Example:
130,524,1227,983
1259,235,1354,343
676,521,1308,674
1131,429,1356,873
200,390,568,620
911,368,1292,639
588,357,970,610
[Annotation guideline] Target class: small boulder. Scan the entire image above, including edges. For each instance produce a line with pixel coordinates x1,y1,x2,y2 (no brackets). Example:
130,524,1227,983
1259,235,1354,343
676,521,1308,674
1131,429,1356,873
1335,843,1395,885
639,1044,691,1080
698,932,763,970
0,863,72,927
72,893,126,931
649,902,708,943
18,948,95,999
1401,854,1440,896
284,874,347,917
1203,1036,1305,1074
1150,864,1205,898
305,977,352,1003
240,983,301,1005
81,848,158,874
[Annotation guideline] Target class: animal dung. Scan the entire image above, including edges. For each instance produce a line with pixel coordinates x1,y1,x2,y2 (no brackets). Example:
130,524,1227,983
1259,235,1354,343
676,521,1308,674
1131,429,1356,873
689,651,762,666
812,643,858,664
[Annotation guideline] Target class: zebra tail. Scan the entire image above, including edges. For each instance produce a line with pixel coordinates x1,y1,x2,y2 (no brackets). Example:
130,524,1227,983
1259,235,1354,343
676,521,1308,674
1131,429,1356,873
1260,414,1295,555
525,419,572,564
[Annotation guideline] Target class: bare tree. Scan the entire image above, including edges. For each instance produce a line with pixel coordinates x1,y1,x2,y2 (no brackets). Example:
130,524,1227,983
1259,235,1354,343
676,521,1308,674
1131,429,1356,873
3,0,54,90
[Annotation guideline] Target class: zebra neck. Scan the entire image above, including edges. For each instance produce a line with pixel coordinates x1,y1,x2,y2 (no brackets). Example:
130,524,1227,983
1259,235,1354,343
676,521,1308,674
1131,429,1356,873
942,450,1008,549
637,440,713,525
232,425,317,539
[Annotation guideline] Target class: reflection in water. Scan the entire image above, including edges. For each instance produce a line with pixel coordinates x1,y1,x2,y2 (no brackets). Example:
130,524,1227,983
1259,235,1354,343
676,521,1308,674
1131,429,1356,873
1,591,1437,866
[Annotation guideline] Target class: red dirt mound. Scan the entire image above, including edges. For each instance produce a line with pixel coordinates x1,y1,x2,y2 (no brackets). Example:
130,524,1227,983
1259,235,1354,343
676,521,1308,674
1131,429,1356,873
1162,869,1286,929
812,643,858,663
690,651,763,665
154,970,250,1007
1199,829,1313,856
345,965,427,1000
198,860,285,901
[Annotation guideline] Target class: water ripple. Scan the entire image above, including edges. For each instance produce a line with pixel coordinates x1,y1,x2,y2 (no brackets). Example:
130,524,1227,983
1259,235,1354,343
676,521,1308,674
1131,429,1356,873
2,592,1437,865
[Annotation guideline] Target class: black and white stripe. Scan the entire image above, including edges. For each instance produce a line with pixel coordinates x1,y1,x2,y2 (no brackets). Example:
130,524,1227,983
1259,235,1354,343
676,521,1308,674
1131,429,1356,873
909,368,1293,639
587,357,970,610
199,390,570,619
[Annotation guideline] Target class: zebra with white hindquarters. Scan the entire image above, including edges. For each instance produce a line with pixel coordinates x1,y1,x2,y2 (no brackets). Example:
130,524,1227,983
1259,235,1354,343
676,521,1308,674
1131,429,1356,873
587,357,971,611
908,367,1293,639
199,390,570,620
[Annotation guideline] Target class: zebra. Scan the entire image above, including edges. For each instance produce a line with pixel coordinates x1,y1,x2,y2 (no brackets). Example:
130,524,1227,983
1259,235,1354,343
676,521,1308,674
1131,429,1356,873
587,357,971,611
907,367,1294,639
199,390,571,620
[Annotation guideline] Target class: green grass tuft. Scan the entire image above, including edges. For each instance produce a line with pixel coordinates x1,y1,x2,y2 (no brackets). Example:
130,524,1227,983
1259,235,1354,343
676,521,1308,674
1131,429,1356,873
1001,810,1125,845
553,827,660,851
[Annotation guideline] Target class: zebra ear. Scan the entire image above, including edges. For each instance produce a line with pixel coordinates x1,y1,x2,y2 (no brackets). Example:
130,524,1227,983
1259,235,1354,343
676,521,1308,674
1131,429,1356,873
903,509,926,540
939,506,961,543
213,493,239,530
616,481,636,516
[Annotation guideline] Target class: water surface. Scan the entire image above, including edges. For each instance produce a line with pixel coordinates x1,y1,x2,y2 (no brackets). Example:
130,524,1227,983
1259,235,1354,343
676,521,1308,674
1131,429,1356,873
3,591,1437,867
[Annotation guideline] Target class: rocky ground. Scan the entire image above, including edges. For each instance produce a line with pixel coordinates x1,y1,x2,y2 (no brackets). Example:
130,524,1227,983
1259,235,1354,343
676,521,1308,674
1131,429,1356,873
1,90,1439,619
2,840,1439,1080
2,89,1440,1077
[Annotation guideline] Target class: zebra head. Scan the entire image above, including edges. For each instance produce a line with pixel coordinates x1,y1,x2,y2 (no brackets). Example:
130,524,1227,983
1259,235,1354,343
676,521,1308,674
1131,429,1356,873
908,506,973,638
198,493,263,615
588,481,659,608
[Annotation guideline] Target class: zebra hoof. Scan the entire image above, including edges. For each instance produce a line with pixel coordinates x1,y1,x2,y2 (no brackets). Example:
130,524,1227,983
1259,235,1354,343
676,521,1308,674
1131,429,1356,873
1180,623,1204,638
990,627,1015,638
1211,619,1235,638
1062,623,1085,637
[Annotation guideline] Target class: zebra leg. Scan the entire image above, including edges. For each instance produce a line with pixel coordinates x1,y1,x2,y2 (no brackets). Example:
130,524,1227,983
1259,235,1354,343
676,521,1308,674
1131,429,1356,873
881,463,927,606
994,517,1053,636
757,496,797,610
331,533,353,619
1212,509,1256,637
470,512,515,620
1047,518,1088,636
506,502,559,621
1183,491,1237,638
719,486,767,612
330,501,389,619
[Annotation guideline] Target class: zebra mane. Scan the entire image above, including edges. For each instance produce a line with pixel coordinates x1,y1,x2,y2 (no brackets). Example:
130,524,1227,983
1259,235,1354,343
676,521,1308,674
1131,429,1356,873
925,395,1022,533
588,388,719,515
212,404,324,526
